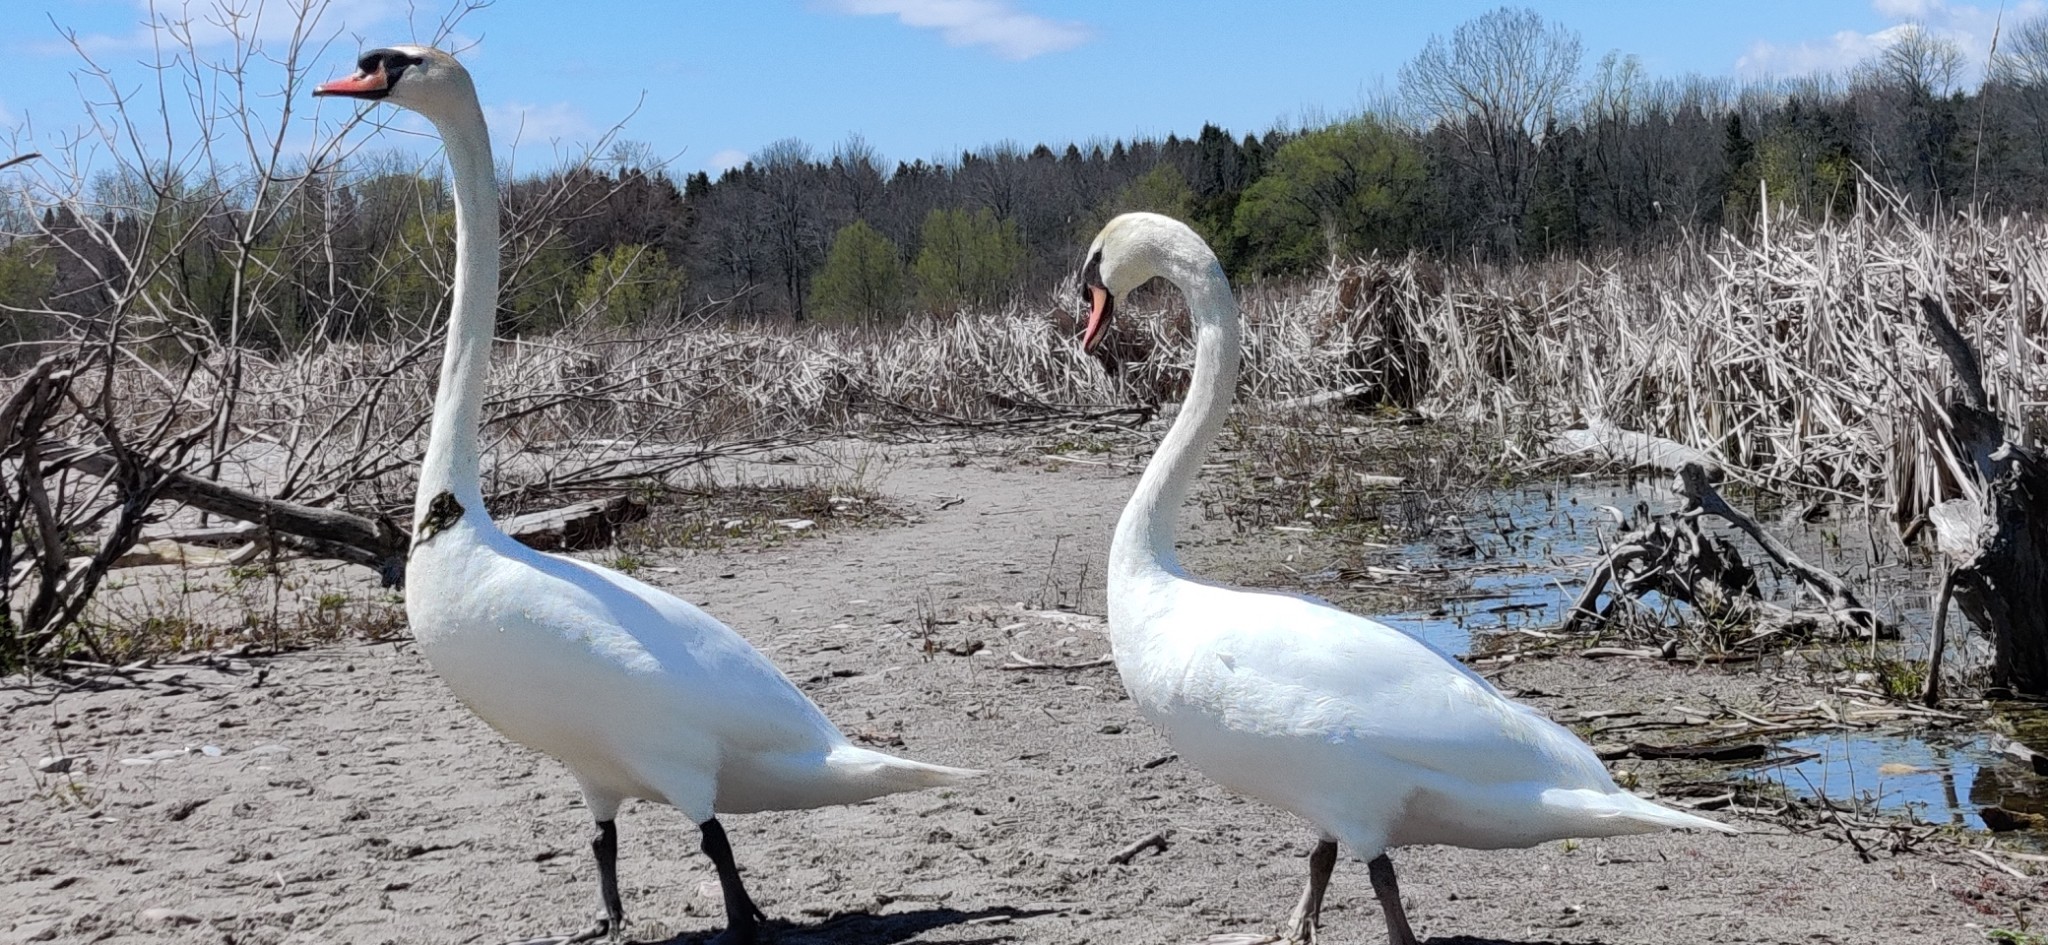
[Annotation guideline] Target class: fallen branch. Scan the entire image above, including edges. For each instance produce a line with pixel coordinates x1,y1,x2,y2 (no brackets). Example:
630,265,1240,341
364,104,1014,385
1674,462,1887,639
1000,654,1114,672
1551,418,1724,480
1270,384,1372,411
47,439,410,587
499,496,648,552
1107,830,1172,865
1619,741,1769,762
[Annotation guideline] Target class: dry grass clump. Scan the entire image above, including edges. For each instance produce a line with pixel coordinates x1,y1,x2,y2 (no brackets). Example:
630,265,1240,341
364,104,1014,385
1273,193,2046,522
55,187,2048,530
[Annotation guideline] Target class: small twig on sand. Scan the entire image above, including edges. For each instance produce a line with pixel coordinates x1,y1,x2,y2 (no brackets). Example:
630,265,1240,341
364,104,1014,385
1000,654,1114,671
1969,849,2030,879
1108,830,1172,865
1811,789,1875,863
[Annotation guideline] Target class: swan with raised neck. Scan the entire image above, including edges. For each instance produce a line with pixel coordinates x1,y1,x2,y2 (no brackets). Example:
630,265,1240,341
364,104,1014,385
315,45,977,945
1079,211,1735,945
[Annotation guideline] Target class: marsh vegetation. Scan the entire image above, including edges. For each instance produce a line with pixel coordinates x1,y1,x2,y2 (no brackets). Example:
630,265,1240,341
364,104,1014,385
8,2,2048,941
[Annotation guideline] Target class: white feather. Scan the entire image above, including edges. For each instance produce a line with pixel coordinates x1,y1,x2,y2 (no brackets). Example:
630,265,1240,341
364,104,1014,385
1089,212,1734,866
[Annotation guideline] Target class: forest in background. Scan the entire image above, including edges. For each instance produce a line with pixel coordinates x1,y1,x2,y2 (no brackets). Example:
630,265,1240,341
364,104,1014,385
3,5,2048,351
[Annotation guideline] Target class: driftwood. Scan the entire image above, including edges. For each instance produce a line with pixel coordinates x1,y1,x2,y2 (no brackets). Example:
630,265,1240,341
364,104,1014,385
42,434,664,592
1270,384,1373,411
142,522,261,546
1564,463,1885,642
1673,462,1885,638
1552,418,1725,481
1597,741,1769,763
1991,734,2048,777
1106,830,1172,865
104,538,263,570
1915,295,2048,702
500,496,648,552
48,440,411,587
1561,496,1762,636
53,441,653,581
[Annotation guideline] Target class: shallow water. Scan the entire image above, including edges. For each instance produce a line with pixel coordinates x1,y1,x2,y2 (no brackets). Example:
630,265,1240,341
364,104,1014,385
1369,476,1948,660
1350,477,2042,831
1764,731,2002,829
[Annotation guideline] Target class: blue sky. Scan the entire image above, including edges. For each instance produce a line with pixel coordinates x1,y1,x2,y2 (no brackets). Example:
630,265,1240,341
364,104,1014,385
0,0,2034,177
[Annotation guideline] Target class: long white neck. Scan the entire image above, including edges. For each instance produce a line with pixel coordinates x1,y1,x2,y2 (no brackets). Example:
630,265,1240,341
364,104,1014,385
1109,259,1241,583
414,98,499,530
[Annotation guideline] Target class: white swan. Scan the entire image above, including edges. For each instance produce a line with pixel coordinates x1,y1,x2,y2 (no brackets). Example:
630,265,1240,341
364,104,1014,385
1078,213,1735,945
315,47,977,945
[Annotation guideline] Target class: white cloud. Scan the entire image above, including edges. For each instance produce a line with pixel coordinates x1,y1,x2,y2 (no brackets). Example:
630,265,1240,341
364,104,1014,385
34,0,416,58
1737,27,1897,79
485,101,598,150
820,0,1093,61
1738,0,2047,81
712,149,761,173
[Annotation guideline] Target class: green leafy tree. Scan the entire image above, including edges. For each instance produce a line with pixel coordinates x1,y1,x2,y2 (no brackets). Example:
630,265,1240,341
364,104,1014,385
502,233,582,334
0,237,58,350
575,243,685,326
1116,164,1195,220
810,220,906,324
1230,119,1425,275
371,209,455,326
911,208,1024,313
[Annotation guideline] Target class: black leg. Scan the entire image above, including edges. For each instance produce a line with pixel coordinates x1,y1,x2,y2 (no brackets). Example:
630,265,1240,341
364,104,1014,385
1366,853,1418,945
562,820,625,944
699,818,767,945
1281,839,1339,943
594,820,625,935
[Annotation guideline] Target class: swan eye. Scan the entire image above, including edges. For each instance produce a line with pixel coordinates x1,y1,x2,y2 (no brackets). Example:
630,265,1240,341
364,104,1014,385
1080,251,1104,305
357,48,426,84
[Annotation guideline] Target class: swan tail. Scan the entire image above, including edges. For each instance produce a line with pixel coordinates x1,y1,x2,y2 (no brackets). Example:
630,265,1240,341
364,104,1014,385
1542,787,1741,836
824,744,982,797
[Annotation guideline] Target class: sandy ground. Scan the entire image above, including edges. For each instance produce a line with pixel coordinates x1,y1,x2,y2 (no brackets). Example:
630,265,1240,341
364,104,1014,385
2,436,2039,945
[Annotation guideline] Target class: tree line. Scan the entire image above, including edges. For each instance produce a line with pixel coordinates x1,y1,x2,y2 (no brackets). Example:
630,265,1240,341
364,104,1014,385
7,5,2048,348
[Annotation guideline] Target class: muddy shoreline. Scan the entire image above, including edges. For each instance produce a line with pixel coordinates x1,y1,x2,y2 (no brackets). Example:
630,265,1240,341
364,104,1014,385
3,436,2039,944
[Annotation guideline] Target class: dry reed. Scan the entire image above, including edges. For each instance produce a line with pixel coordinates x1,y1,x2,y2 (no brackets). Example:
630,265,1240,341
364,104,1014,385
60,190,2047,523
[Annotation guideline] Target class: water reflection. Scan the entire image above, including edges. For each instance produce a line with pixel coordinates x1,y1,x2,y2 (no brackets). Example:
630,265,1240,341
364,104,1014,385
1327,477,2035,831
1366,478,1944,659
1770,732,1993,828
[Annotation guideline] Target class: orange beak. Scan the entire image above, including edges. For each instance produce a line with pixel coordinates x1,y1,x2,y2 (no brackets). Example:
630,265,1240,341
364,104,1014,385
1081,284,1113,352
314,67,390,98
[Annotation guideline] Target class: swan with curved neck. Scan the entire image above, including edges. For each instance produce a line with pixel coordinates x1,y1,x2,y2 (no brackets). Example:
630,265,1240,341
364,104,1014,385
1080,213,1734,945
316,46,976,945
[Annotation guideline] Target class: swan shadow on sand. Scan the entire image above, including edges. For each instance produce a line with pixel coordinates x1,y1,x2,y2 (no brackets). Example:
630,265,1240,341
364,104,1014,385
635,905,1055,945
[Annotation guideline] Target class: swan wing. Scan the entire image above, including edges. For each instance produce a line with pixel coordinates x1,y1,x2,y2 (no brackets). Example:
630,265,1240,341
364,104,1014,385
450,539,843,757
1164,583,1615,793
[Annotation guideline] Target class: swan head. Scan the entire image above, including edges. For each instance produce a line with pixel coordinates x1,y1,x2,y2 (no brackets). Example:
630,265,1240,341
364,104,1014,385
1078,212,1213,352
315,45,475,122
